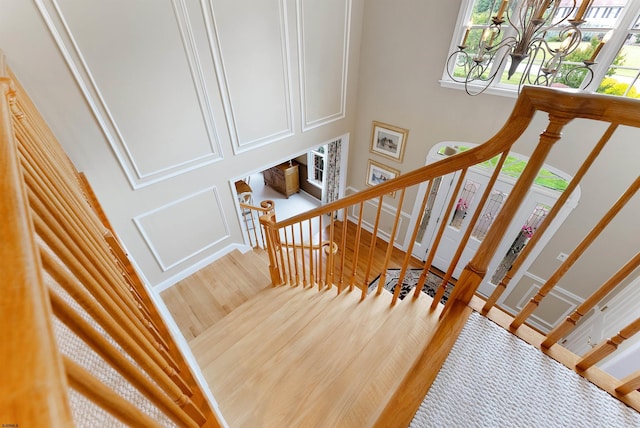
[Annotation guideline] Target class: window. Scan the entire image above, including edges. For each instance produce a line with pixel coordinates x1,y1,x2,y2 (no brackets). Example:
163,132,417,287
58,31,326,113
307,145,327,188
443,0,640,98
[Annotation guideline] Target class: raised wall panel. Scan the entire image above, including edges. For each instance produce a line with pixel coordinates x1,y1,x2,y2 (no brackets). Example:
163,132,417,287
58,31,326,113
297,0,350,131
134,188,230,271
511,274,583,333
36,0,223,188
204,0,294,152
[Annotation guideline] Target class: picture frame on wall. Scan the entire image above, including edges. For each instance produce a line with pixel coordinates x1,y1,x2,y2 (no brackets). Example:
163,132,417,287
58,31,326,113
366,159,400,197
370,121,408,162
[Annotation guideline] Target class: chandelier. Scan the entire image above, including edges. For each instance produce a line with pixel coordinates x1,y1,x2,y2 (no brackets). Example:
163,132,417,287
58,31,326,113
446,0,609,95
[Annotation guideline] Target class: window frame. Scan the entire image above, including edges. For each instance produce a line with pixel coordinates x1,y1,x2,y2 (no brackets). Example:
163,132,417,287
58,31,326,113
306,145,327,189
441,0,640,98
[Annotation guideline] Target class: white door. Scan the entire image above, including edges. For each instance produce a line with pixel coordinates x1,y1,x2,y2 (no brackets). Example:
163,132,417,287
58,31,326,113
411,166,562,297
413,168,514,278
409,143,578,297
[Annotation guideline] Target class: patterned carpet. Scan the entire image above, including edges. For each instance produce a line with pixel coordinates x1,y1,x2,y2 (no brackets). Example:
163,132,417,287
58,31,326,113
367,268,454,304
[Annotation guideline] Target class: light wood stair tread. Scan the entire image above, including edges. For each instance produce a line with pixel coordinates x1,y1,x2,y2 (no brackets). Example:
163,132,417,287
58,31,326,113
191,285,443,427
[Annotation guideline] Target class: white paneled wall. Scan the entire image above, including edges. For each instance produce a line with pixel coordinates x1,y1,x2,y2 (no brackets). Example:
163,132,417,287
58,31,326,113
204,0,295,152
35,0,225,188
297,0,351,130
2,0,360,286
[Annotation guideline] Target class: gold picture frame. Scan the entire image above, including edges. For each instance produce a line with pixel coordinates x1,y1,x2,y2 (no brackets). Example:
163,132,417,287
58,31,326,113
370,121,408,162
366,159,400,198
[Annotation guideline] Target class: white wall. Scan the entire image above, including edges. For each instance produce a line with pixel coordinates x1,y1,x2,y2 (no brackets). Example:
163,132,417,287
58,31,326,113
0,0,364,287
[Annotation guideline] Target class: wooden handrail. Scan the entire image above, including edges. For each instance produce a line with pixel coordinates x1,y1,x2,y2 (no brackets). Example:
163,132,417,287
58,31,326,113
257,86,640,421
1,54,74,428
2,57,221,427
271,87,640,233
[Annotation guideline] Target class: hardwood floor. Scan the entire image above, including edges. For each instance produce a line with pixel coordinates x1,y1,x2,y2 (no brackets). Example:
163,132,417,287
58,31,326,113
161,249,272,342
161,220,427,343
160,221,450,426
308,219,425,291
190,284,443,427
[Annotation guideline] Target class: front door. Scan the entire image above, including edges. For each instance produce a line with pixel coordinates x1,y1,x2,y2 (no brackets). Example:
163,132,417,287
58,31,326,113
411,164,561,297
414,167,515,279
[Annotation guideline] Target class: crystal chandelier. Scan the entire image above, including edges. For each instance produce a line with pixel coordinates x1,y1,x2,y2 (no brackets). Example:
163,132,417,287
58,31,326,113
446,0,609,95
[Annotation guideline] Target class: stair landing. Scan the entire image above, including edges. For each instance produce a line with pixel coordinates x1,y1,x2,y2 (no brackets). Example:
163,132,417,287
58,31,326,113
190,284,443,427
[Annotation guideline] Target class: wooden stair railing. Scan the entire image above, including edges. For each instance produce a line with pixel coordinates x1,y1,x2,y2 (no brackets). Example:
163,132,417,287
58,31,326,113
260,86,640,423
1,56,222,426
239,199,274,248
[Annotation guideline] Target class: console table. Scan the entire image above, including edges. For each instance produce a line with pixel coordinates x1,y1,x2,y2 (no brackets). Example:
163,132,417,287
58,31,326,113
263,161,299,198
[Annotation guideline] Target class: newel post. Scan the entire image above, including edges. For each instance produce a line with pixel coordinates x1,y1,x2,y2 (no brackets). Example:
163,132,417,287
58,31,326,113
259,212,283,286
442,113,572,317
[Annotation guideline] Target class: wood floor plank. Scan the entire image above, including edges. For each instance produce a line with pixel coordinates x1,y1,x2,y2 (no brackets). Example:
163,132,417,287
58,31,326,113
162,223,446,427
161,249,272,341
216,289,386,427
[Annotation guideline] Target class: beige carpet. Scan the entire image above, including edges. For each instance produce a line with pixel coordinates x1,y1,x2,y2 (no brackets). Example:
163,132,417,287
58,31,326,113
411,311,640,427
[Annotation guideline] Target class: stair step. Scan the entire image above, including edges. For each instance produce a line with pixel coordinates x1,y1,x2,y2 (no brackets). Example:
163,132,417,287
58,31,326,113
192,285,443,427
161,249,272,342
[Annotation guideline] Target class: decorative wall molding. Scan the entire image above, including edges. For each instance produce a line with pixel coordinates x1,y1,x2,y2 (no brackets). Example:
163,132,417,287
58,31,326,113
200,0,295,153
133,187,230,272
153,243,251,293
511,272,583,333
35,0,223,189
296,0,351,131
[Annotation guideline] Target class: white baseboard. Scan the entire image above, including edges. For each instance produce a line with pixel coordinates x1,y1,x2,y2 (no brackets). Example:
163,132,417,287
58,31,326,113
147,287,229,427
153,243,252,293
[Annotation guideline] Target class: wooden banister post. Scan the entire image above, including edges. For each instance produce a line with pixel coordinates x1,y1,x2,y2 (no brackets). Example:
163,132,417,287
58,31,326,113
442,114,570,317
260,212,283,286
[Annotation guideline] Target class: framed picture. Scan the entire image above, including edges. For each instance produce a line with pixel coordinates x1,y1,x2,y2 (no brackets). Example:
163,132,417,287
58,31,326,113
366,159,400,197
370,121,408,162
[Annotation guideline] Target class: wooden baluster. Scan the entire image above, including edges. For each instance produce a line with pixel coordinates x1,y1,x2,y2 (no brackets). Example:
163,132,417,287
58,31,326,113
616,370,640,395
103,231,171,354
318,214,324,289
326,212,336,290
512,175,640,329
542,252,640,348
430,153,508,310
483,124,618,314
577,316,640,370
351,202,365,296
32,209,184,384
384,188,407,305
442,114,571,318
283,227,293,286
308,218,314,288
1,78,73,426
290,225,300,286
276,220,288,286
251,208,261,248
64,358,166,428
415,168,469,299
338,207,348,294
52,292,203,427
20,150,167,355
41,248,195,401
398,179,434,294
367,197,384,294
299,222,307,287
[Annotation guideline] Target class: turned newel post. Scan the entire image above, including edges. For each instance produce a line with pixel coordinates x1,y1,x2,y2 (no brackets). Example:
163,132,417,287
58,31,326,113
442,113,570,317
260,211,283,286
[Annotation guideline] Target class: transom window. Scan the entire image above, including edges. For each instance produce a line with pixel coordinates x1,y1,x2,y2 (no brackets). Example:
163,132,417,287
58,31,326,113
443,0,640,98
